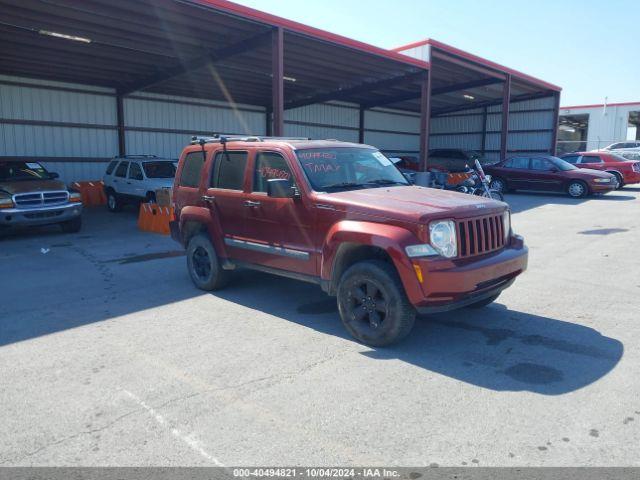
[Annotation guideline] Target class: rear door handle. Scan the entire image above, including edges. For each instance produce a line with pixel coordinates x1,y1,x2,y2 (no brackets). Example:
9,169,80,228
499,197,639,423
243,200,261,208
202,195,216,203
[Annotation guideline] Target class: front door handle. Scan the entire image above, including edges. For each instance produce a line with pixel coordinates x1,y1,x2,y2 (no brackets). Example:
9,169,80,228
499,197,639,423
243,200,262,208
202,195,216,203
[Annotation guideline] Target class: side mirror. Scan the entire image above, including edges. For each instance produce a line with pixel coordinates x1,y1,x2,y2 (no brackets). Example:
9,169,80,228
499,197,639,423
267,178,296,198
549,167,559,173
49,172,59,179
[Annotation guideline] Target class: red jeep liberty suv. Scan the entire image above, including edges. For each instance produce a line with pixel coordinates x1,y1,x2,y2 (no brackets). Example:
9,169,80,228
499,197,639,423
171,137,528,346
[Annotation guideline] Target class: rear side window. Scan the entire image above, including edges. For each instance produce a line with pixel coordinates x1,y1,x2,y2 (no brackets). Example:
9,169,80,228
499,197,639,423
179,151,206,188
581,155,602,164
129,163,144,180
211,151,248,190
115,161,129,178
253,152,293,193
562,155,580,164
106,160,118,175
504,157,529,169
530,158,551,171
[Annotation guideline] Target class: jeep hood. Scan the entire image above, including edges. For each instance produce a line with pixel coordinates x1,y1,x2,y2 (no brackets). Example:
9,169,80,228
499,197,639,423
316,185,506,223
0,179,67,195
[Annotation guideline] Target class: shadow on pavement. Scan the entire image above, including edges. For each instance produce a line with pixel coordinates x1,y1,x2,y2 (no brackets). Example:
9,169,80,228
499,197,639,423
1,207,624,397
214,270,623,396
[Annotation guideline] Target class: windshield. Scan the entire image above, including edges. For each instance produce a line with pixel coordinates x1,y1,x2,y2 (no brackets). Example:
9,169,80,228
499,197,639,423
143,161,176,178
296,148,408,191
549,157,577,171
0,161,50,181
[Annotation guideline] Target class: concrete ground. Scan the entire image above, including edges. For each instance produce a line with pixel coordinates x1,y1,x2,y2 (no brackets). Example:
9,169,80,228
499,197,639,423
1,188,639,467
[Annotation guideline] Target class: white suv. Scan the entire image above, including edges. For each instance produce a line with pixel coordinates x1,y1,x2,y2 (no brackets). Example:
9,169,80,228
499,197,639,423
103,155,176,212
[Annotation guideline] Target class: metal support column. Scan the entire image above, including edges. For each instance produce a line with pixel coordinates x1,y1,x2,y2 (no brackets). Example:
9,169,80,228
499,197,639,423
550,91,561,155
419,70,431,171
116,94,126,157
358,106,365,144
480,106,488,155
271,27,284,137
265,108,272,137
500,74,511,160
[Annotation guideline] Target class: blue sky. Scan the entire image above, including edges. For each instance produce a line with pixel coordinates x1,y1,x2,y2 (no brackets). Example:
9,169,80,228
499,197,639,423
234,0,639,106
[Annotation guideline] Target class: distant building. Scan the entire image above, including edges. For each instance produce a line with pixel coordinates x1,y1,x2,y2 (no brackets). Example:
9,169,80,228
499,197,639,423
558,102,640,154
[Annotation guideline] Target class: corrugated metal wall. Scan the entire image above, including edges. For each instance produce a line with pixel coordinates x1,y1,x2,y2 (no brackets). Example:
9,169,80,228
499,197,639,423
1,73,556,183
432,95,557,161
124,92,266,157
0,75,268,183
0,75,118,181
284,102,359,142
284,102,420,156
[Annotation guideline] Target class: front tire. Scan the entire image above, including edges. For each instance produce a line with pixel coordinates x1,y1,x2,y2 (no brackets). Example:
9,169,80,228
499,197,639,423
186,233,230,291
609,171,624,189
489,177,508,193
60,216,82,233
567,180,588,198
337,260,415,347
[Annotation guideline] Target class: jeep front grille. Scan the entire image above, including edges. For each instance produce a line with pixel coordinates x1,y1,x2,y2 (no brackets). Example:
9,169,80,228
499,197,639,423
457,214,506,258
13,191,69,208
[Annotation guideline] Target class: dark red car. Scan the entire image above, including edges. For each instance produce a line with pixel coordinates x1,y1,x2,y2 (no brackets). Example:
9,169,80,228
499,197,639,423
485,156,616,198
560,151,640,188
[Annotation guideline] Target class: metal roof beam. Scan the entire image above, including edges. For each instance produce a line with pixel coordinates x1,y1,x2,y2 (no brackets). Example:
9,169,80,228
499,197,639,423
363,77,504,109
283,70,425,110
116,29,272,95
432,90,554,117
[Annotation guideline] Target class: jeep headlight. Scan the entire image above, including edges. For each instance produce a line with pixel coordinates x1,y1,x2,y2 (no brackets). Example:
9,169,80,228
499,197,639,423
502,210,511,241
429,220,457,258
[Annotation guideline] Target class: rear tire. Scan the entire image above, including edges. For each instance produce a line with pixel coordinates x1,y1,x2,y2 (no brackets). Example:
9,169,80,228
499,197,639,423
60,216,82,233
186,233,230,291
567,180,588,198
106,190,123,212
337,260,415,347
467,293,500,309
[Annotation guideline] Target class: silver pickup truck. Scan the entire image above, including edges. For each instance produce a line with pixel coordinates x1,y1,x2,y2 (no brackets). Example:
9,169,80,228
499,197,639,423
0,160,83,233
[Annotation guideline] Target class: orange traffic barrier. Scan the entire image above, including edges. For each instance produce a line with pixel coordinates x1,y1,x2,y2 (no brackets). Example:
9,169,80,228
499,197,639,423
138,202,173,235
70,181,107,206
447,172,473,186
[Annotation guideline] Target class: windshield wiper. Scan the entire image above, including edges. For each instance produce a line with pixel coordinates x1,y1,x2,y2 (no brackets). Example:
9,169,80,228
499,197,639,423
319,182,364,191
366,179,406,186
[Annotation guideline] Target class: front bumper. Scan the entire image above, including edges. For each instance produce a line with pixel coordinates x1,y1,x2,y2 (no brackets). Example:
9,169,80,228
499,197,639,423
591,182,617,193
408,235,528,312
1,203,83,227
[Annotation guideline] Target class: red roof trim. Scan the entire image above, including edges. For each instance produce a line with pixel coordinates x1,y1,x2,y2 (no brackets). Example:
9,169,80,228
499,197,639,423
192,0,429,70
561,101,640,110
393,38,561,92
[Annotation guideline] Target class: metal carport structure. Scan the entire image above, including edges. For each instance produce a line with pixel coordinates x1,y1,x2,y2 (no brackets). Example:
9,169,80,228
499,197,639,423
0,0,562,180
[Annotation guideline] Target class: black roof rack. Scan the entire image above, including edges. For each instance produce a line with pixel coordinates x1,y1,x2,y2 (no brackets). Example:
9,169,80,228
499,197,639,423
121,154,159,159
190,134,311,145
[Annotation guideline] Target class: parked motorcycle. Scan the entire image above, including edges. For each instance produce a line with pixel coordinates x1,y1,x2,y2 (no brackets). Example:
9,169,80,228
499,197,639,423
431,160,504,201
